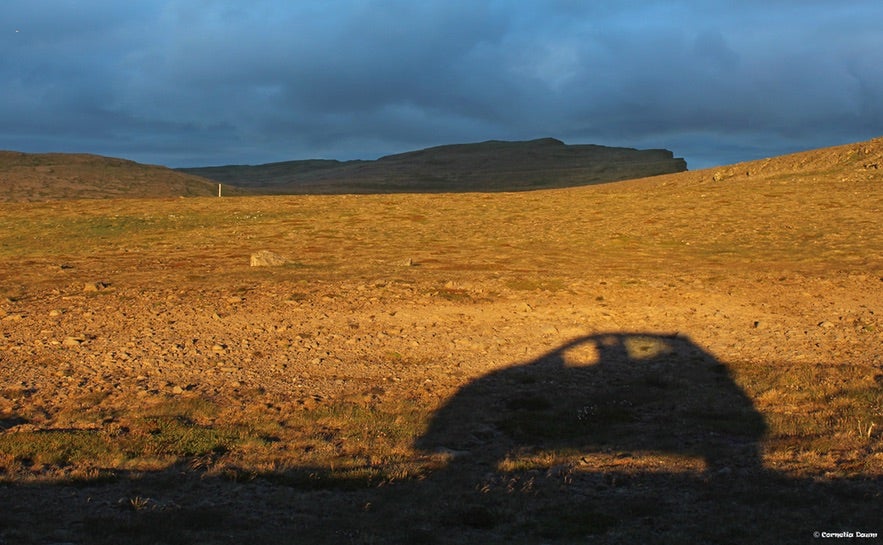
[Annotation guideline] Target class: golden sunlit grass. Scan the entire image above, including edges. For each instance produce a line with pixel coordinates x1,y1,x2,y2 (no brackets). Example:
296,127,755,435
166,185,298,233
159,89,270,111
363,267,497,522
2,174,880,295
0,139,881,542
1,165,881,474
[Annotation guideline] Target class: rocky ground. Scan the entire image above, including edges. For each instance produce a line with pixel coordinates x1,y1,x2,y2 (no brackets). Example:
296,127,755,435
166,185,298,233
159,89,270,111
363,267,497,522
3,262,878,435
1,258,881,543
1,138,882,542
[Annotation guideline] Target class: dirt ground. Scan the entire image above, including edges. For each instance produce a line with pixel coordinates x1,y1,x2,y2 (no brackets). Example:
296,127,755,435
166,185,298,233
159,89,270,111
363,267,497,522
1,144,882,542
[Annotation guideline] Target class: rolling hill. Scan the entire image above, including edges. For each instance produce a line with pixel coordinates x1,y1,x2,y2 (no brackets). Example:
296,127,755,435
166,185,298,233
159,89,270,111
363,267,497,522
2,135,879,202
178,138,688,193
0,151,245,201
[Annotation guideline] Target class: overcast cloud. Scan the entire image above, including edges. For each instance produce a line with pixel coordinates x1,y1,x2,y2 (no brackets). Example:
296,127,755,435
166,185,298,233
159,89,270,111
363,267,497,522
1,1,881,168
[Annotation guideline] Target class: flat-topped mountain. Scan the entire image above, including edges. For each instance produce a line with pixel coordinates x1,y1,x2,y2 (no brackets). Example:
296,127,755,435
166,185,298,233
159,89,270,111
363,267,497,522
178,138,687,193
0,151,245,201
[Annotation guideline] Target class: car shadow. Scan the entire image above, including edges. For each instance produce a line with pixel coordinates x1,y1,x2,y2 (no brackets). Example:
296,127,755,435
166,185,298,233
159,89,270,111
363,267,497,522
397,332,882,542
416,332,767,476
400,332,778,539
1,332,881,544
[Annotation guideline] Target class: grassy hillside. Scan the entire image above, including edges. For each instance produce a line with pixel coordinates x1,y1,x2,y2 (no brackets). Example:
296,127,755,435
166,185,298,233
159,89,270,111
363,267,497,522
179,138,687,193
0,136,880,544
0,151,246,201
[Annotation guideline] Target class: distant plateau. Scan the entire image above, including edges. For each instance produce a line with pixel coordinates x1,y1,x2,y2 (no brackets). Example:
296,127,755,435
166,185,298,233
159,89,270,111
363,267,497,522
177,138,688,194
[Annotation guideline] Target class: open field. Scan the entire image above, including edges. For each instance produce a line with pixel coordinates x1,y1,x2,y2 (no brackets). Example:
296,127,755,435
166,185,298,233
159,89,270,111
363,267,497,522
1,139,882,543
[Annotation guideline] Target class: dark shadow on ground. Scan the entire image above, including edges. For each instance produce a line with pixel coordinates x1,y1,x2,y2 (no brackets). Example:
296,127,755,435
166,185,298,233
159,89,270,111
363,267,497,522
0,416,27,431
1,333,881,544
417,332,767,474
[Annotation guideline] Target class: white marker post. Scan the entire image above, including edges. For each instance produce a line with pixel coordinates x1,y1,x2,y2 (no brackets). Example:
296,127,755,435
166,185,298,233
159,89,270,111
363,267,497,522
218,183,222,198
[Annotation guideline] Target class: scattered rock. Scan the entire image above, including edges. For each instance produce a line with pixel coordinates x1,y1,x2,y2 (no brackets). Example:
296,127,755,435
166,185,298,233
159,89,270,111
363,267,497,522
250,250,288,267
84,281,109,292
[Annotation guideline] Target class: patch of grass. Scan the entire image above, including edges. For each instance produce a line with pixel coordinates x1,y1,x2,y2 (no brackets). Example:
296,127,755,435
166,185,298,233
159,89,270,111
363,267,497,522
0,420,248,472
745,361,883,460
0,429,111,467
128,416,241,459
146,396,222,423
0,397,277,474
311,401,426,447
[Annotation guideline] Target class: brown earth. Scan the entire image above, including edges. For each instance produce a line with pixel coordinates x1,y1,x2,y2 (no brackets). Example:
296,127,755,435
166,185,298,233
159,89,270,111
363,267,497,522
0,151,246,202
0,137,882,543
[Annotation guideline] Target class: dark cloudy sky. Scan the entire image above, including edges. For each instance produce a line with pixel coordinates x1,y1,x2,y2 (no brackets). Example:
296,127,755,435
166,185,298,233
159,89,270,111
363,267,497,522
2,1,882,169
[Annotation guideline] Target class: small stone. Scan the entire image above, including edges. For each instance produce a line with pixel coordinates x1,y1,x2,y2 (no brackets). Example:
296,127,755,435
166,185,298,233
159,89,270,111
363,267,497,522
84,282,108,292
63,336,84,347
171,385,184,395
49,309,62,317
250,250,288,267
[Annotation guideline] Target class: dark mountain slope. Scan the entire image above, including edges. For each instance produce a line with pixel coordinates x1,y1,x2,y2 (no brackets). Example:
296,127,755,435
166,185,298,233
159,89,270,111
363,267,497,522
179,138,687,193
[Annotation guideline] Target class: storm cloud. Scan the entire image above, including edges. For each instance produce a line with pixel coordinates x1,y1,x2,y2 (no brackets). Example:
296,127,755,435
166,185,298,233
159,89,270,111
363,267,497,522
2,1,881,168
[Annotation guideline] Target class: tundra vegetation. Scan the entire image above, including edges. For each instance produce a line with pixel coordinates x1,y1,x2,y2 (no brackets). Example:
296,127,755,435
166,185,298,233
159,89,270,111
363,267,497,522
0,137,881,543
